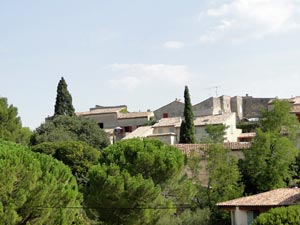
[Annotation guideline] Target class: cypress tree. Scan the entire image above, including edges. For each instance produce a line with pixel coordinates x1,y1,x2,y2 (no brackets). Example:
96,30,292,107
54,77,75,117
180,85,196,143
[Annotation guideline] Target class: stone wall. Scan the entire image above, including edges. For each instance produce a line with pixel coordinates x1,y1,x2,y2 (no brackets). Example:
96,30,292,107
154,100,184,120
242,95,272,119
193,97,222,117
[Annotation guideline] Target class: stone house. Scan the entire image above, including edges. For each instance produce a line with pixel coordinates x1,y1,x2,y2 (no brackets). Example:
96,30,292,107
192,95,272,122
148,117,182,144
146,113,241,144
217,188,300,225
242,94,272,120
154,99,184,120
194,112,242,142
193,95,232,117
77,105,154,141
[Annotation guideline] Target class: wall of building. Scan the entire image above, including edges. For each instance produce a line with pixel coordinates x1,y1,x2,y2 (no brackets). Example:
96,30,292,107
231,96,243,121
233,207,248,225
154,100,184,120
224,113,242,142
242,95,272,119
220,95,232,113
153,126,176,135
82,113,118,129
193,97,222,117
118,117,150,127
148,134,177,145
195,126,209,142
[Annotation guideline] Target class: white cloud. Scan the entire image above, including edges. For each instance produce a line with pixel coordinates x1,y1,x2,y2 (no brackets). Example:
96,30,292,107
163,41,185,49
199,0,300,42
109,64,191,91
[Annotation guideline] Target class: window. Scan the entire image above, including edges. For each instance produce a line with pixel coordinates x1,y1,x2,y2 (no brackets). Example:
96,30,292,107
125,126,133,132
247,211,259,225
169,127,175,133
98,123,104,129
163,113,169,118
158,128,163,134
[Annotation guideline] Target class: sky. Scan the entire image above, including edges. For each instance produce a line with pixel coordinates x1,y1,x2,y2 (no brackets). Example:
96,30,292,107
1,0,300,130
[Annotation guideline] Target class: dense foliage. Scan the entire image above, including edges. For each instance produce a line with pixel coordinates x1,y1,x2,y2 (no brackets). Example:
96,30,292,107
241,100,300,194
0,140,80,224
204,124,227,143
31,115,110,150
31,141,100,186
84,138,189,225
199,144,244,224
0,97,32,145
252,206,300,225
54,77,75,117
180,86,196,143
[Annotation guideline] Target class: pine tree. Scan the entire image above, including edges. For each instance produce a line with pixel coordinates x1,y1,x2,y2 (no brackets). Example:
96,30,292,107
54,77,75,116
180,86,196,143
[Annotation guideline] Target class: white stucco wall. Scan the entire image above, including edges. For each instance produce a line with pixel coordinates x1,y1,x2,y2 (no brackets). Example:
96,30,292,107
224,113,242,142
233,207,248,225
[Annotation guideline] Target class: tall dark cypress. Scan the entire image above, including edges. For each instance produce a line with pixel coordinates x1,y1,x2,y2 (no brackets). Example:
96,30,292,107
54,77,75,117
180,85,196,143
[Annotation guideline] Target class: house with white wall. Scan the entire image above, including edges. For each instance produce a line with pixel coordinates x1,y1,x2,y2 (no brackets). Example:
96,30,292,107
217,188,300,225
77,105,154,142
194,112,242,142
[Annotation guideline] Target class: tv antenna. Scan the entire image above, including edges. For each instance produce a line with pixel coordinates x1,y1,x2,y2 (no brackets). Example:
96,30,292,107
206,86,220,97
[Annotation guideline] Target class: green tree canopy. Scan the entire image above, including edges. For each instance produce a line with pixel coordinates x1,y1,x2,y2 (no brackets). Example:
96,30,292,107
84,138,188,225
198,144,244,225
54,77,75,117
0,140,80,224
31,141,101,187
100,138,185,185
180,86,196,143
252,205,300,225
204,124,227,143
0,97,32,145
241,100,300,194
31,115,110,150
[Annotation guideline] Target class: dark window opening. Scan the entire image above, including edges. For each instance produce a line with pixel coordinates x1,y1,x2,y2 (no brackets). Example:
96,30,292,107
98,123,104,129
163,113,169,118
124,126,133,132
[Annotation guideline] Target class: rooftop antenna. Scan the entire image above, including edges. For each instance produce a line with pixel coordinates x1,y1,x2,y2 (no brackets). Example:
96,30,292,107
206,86,220,97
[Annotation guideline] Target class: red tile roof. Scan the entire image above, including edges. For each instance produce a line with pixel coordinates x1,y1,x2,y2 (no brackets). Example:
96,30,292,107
217,188,300,207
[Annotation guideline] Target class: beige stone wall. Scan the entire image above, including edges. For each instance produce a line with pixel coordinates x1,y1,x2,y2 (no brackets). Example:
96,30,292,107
193,97,222,117
220,95,232,113
148,134,177,145
194,113,241,142
231,96,243,121
154,101,184,120
82,113,118,129
153,126,174,134
118,117,149,127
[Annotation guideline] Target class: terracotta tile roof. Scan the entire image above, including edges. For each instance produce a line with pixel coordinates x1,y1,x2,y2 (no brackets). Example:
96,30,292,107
238,132,256,138
123,126,154,139
217,188,300,207
152,117,182,128
174,142,251,156
194,113,234,126
148,133,177,137
77,106,126,116
117,112,153,119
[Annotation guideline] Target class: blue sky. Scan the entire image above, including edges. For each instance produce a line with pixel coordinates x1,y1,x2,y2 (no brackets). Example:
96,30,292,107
1,0,300,129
